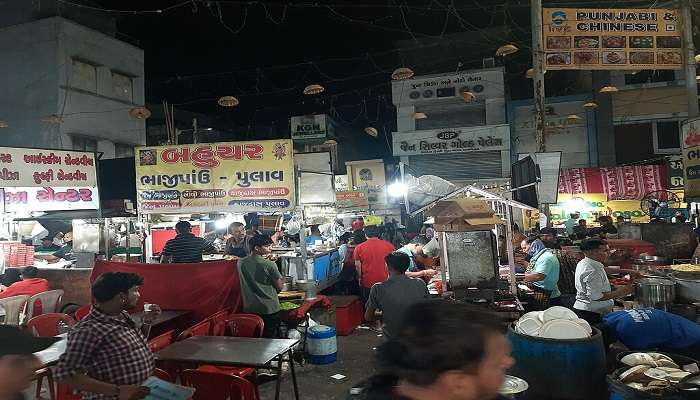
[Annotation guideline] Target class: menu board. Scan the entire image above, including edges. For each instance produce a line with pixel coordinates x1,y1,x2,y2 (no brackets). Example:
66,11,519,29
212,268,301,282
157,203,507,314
543,8,684,70
0,147,96,188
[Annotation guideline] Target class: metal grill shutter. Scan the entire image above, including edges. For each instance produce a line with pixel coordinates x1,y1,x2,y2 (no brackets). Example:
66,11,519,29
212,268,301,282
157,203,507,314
408,151,502,181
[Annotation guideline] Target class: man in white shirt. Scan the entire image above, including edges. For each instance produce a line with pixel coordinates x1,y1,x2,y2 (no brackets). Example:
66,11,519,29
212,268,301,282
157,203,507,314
574,239,634,322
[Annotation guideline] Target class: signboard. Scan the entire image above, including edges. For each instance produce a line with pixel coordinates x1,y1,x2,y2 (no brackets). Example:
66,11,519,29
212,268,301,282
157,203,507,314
668,155,684,190
3,186,99,212
335,191,368,210
291,114,328,142
0,147,97,188
543,8,683,70
682,117,700,199
393,125,510,157
550,193,649,223
346,159,386,207
135,140,295,213
334,175,349,191
391,68,505,105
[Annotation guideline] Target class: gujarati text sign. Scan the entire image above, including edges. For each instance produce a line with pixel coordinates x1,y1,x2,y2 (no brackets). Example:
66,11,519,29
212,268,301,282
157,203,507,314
0,147,96,188
3,186,99,212
683,117,700,199
543,8,683,70
135,140,295,213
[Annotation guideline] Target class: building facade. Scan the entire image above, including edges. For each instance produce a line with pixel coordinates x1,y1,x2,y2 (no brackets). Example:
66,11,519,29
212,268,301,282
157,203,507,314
0,17,145,158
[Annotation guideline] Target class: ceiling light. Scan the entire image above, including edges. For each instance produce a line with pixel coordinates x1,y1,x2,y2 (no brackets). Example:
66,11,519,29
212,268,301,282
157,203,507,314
462,91,476,102
566,114,583,122
217,96,239,107
303,84,325,95
391,67,414,80
323,139,338,145
583,102,598,109
365,127,378,137
41,115,64,124
695,54,700,63
525,68,547,79
696,75,700,81
414,112,428,120
128,107,151,119
496,44,518,57
0,121,7,128
599,85,619,93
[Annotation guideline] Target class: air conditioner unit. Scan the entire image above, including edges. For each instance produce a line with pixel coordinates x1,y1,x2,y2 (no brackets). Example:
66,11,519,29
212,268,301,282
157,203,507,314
482,58,496,68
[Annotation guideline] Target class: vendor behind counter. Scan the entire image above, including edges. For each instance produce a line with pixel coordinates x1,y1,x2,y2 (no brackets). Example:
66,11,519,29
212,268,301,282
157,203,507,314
160,221,215,263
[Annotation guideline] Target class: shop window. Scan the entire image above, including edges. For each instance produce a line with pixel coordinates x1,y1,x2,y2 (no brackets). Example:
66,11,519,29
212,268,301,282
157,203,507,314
71,59,97,92
72,136,97,152
654,120,681,154
115,143,134,158
112,72,133,102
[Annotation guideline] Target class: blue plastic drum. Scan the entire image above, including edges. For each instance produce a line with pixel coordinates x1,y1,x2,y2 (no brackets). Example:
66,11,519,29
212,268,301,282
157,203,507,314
306,325,337,364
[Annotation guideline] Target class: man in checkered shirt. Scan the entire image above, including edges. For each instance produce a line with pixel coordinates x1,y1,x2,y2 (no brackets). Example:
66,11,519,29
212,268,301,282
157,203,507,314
56,272,161,400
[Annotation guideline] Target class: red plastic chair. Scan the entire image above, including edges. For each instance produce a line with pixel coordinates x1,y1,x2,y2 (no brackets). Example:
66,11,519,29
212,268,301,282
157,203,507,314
55,383,81,400
147,330,175,352
176,320,212,342
225,314,265,338
26,313,76,337
182,369,258,400
154,368,174,382
208,308,234,336
74,305,91,321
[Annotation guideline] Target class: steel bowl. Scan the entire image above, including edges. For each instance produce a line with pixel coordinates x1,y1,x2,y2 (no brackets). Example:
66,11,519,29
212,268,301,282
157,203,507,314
670,272,700,303
634,278,676,309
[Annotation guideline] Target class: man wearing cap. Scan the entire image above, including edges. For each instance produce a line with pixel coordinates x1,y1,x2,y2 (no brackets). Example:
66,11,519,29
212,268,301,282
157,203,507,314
56,272,159,400
0,326,60,400
160,221,215,263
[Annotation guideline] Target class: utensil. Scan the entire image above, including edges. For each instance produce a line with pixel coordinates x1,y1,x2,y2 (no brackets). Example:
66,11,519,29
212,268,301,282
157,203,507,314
499,375,529,396
515,317,543,337
634,278,676,310
281,276,294,292
542,306,578,322
539,319,590,339
670,272,700,303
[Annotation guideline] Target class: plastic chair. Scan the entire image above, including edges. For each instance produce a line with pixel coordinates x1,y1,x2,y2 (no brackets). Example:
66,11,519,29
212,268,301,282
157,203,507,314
25,289,64,321
148,330,175,352
208,308,234,336
176,320,212,342
154,368,174,382
26,313,75,337
226,314,265,338
0,295,30,325
182,369,258,400
74,304,91,321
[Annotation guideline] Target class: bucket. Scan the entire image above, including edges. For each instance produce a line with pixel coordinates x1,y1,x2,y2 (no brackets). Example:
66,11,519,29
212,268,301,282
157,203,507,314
306,325,337,364
507,323,607,400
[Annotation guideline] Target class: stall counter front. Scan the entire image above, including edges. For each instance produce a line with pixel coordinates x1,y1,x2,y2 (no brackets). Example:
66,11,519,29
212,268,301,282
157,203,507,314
278,248,341,292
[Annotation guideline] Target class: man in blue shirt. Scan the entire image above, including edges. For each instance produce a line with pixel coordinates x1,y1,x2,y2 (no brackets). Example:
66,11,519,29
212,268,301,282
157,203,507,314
604,308,700,360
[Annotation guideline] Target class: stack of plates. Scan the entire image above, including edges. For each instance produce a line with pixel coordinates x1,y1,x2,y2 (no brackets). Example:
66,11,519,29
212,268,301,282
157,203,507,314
515,306,591,340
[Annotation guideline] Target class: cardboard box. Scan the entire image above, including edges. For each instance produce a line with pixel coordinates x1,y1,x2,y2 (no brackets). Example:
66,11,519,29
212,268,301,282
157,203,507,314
427,198,503,232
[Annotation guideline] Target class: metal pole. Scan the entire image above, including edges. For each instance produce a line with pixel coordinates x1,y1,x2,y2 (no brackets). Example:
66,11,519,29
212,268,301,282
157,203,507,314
399,161,409,214
531,0,546,152
505,205,518,295
682,0,699,118
192,118,199,144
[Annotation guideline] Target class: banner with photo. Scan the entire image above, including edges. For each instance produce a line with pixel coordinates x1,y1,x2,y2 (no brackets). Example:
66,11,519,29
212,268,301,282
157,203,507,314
543,8,684,70
135,140,295,213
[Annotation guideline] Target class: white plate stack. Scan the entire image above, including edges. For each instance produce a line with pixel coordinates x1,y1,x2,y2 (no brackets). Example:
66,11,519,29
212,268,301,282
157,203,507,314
515,306,592,340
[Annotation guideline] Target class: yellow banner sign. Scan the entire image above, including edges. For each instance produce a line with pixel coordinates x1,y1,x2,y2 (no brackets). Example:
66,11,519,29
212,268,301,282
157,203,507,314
549,193,649,224
135,140,295,214
543,8,683,70
682,117,700,199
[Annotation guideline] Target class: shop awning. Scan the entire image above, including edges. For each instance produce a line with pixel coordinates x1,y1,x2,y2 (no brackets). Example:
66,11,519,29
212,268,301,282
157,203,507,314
559,165,667,200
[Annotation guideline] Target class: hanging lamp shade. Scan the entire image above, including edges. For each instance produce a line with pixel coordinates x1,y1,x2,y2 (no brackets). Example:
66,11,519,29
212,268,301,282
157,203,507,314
525,68,547,79
462,91,476,102
128,107,151,119
365,127,378,137
217,96,239,107
0,121,7,128
496,44,519,56
696,75,700,81
599,85,619,93
566,114,583,122
41,115,64,124
414,112,428,120
391,67,414,80
323,138,338,145
583,102,598,109
695,54,700,63
303,84,325,95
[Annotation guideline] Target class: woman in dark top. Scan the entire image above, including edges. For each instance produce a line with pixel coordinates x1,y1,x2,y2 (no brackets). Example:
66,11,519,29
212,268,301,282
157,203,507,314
349,300,514,400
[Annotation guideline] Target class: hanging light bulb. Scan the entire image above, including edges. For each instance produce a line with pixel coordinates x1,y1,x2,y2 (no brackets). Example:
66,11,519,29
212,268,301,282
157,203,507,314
496,44,519,56
414,112,428,120
566,114,583,122
0,121,8,128
303,84,325,95
525,68,547,78
391,67,414,80
583,102,598,109
462,91,476,102
599,85,619,93
217,96,239,107
41,115,64,124
128,107,151,119
323,138,338,145
365,127,378,137
695,54,700,63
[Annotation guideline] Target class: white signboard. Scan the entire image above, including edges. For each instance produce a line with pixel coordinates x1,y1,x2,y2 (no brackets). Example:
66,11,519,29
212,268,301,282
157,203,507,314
0,147,97,188
518,152,562,204
334,175,349,191
391,68,505,105
3,186,100,212
291,114,328,142
393,125,510,156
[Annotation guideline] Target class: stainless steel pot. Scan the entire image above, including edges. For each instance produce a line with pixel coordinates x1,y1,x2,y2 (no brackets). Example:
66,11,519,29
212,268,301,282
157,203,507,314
634,278,676,310
281,276,294,292
670,272,700,303
295,279,317,299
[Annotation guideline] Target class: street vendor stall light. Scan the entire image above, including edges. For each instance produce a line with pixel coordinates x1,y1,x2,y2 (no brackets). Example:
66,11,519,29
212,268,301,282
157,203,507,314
583,102,598,109
214,214,236,230
564,197,586,215
388,181,408,197
391,67,414,80
364,127,378,137
496,44,518,56
599,85,619,93
303,84,324,95
414,112,428,120
217,96,239,107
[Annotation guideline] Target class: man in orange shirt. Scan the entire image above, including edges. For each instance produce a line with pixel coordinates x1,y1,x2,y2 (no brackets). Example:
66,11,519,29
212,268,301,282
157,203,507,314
353,226,395,307
0,267,49,315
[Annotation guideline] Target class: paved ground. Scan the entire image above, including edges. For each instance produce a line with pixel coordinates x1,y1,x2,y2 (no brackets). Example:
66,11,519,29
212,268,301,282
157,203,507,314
259,328,383,400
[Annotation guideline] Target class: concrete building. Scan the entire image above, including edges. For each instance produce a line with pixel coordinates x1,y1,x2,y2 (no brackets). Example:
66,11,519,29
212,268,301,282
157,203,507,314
0,16,145,158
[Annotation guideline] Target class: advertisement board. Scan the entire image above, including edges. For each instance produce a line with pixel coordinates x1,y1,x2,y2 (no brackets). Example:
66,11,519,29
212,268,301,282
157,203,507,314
135,140,295,213
393,125,509,157
3,186,99,212
391,68,505,105
543,8,683,70
335,191,369,210
290,114,328,143
682,117,700,199
346,159,386,207
0,147,97,188
550,193,649,223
